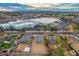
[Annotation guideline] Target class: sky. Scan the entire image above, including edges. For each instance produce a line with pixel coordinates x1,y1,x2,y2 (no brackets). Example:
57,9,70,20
0,0,79,12
0,0,79,3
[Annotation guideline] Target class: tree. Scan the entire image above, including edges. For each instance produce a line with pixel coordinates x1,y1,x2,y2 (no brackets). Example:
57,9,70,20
51,27,57,31
44,36,49,47
55,35,62,47
57,47,64,56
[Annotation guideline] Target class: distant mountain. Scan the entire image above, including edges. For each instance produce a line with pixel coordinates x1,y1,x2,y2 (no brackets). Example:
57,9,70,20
0,3,79,12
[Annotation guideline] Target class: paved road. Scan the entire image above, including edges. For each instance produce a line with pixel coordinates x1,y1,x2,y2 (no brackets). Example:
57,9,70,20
4,31,79,34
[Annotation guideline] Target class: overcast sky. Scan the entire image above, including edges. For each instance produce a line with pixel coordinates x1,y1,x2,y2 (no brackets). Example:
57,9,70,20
0,0,78,3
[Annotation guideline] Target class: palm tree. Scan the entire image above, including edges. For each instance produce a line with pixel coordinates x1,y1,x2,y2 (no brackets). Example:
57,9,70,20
44,36,49,47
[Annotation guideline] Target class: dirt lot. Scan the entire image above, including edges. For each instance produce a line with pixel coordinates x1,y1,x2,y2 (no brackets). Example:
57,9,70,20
31,39,49,55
